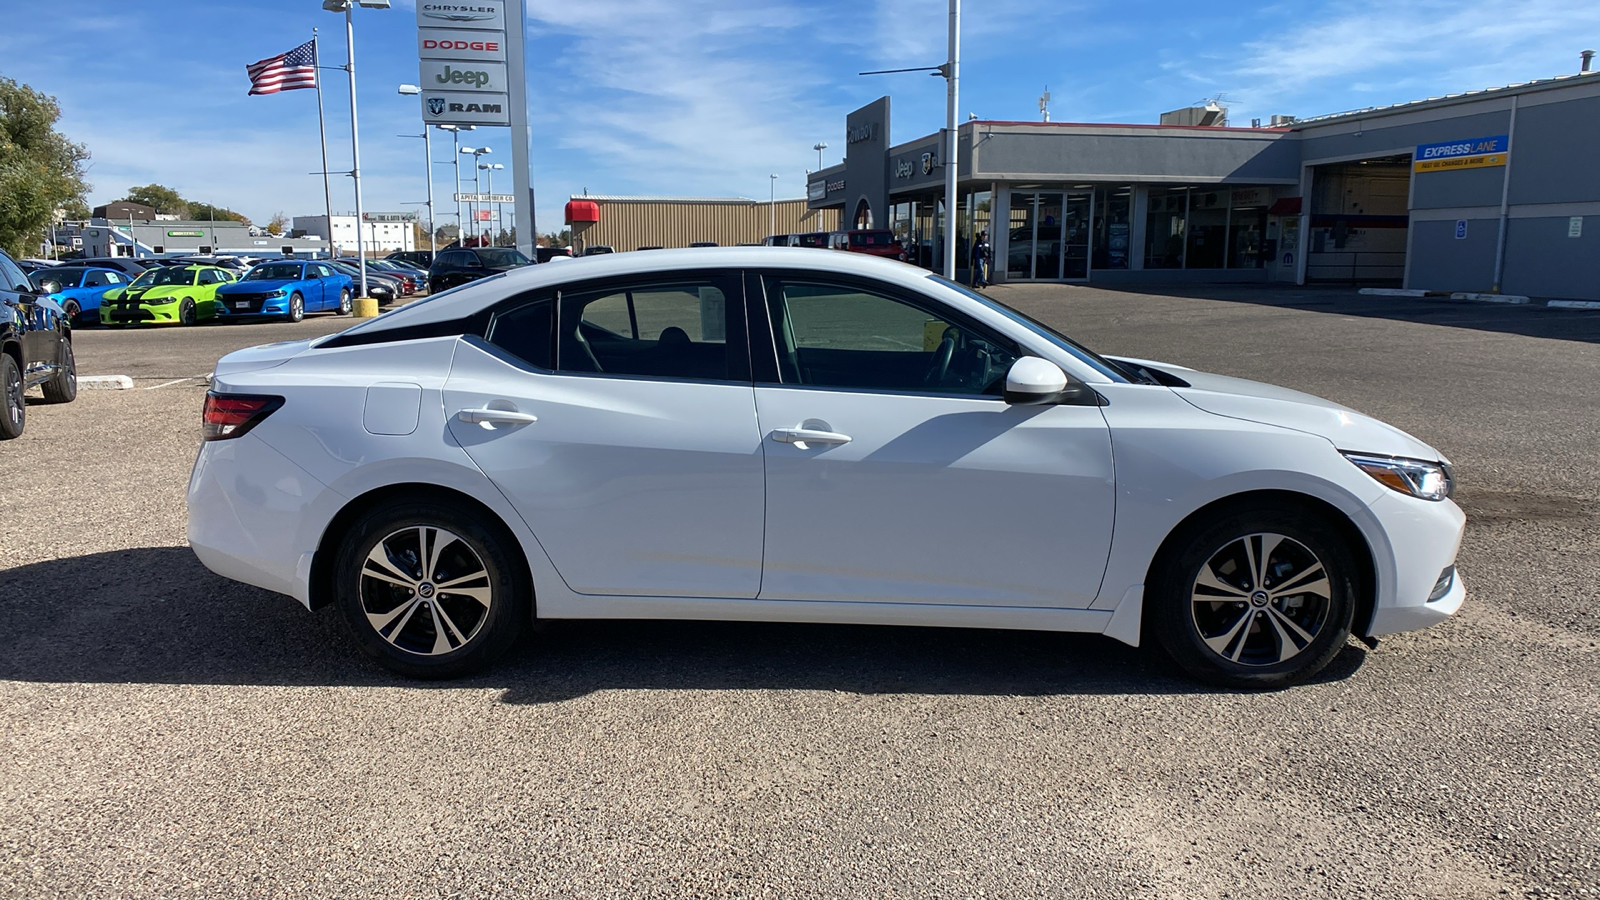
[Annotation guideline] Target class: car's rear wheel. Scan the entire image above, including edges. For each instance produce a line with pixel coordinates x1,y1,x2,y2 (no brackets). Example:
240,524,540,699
1149,504,1356,689
336,289,352,316
287,293,304,323
334,499,528,678
41,336,75,404
0,352,24,440
179,298,198,326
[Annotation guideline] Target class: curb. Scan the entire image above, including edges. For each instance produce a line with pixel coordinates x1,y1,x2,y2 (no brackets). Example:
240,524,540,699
1450,292,1530,304
79,375,134,390
1358,288,1449,298
1548,299,1600,310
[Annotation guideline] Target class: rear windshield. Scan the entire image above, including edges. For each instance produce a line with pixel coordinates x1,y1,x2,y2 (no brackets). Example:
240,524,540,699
476,248,530,267
794,233,829,248
849,231,895,246
30,268,86,288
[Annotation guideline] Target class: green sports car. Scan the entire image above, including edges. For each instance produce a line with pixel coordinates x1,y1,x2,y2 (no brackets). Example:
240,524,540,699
99,265,237,326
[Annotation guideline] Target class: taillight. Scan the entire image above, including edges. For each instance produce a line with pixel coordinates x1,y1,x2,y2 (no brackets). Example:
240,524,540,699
202,391,283,440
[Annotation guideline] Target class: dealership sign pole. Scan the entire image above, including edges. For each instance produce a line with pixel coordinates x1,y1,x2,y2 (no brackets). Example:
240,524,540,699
416,1,531,257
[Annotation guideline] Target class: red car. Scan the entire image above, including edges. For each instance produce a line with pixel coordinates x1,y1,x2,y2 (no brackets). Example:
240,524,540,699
829,229,907,262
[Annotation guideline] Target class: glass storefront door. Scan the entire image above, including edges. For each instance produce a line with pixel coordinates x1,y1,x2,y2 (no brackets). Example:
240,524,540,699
1006,190,1092,281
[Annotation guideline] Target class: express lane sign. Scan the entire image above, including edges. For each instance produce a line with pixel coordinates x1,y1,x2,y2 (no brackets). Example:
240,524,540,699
1413,135,1509,173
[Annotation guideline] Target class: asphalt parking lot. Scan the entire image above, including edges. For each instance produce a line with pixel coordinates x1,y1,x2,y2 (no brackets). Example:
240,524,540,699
3,286,1598,899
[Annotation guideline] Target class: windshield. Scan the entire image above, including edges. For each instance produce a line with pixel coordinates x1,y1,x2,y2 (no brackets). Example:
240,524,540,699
928,275,1130,383
30,268,85,289
246,263,303,281
477,248,530,268
131,267,197,288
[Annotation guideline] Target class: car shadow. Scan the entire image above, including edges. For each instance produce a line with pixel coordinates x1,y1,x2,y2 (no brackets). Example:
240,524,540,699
2,547,1367,701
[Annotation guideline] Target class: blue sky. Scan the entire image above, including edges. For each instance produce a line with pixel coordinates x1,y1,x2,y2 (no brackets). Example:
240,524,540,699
3,0,1597,236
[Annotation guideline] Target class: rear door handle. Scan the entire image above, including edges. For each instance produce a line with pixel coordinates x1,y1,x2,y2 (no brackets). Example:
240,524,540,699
770,427,851,445
457,408,538,426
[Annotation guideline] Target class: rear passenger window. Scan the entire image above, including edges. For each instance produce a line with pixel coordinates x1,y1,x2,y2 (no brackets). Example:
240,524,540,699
485,296,552,370
556,279,737,381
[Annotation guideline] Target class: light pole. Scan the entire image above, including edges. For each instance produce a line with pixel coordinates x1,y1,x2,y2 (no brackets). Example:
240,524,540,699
396,84,435,253
480,162,504,245
321,0,392,300
769,174,778,239
461,146,490,245
813,141,828,170
438,124,474,246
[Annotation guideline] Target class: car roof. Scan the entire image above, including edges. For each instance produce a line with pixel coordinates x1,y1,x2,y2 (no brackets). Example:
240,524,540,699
329,247,938,339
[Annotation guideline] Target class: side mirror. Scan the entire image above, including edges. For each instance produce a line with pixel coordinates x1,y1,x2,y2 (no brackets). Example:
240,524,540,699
38,280,62,295
1004,357,1086,405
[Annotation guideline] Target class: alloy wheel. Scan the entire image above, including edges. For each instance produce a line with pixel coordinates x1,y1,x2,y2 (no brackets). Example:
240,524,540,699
4,360,21,430
1189,532,1332,667
359,525,494,657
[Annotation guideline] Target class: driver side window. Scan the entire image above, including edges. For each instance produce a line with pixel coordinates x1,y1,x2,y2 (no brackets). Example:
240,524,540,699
760,276,1019,396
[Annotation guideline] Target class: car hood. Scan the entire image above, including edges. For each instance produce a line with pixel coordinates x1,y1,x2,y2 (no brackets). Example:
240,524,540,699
212,338,319,378
120,285,189,302
221,279,298,292
1117,356,1447,463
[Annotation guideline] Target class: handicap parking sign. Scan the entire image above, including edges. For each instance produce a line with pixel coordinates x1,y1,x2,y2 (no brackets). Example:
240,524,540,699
1455,219,1468,240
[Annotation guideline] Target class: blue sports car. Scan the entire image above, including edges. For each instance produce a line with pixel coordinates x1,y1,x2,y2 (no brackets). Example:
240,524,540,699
27,266,134,325
213,260,355,323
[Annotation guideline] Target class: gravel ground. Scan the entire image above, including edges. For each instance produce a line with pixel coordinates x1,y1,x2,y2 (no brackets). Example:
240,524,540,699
2,286,1597,899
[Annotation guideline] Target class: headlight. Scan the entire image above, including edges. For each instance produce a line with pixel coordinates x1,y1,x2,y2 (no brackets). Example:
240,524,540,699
1342,452,1454,501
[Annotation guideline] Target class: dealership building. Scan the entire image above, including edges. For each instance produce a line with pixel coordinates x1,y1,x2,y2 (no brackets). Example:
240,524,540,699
808,69,1600,300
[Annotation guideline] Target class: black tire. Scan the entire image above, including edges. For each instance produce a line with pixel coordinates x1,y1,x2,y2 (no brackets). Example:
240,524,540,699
336,288,352,316
334,498,529,678
0,352,23,440
1149,503,1356,690
41,336,76,404
287,292,304,323
63,300,81,322
179,298,198,326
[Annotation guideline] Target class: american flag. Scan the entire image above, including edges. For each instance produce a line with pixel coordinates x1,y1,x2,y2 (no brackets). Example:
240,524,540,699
246,40,318,95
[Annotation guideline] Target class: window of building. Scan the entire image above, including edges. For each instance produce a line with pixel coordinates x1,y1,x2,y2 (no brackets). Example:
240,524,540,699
1145,188,1188,269
1092,186,1132,270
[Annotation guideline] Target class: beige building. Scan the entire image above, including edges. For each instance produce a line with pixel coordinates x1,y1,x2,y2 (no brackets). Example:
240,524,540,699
567,196,839,252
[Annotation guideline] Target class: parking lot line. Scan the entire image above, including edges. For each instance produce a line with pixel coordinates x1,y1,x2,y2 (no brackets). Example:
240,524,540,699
142,377,207,390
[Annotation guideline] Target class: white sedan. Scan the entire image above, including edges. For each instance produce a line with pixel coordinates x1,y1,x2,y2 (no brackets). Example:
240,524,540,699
188,248,1464,688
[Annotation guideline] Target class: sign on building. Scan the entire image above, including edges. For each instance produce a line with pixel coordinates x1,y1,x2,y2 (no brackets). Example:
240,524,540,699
1414,135,1509,173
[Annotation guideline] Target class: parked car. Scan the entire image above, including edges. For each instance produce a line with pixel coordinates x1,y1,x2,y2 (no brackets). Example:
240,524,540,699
387,250,434,269
0,249,74,439
535,247,573,263
367,260,420,294
829,229,908,261
28,266,133,325
582,245,614,256
189,247,1465,688
762,234,794,246
688,241,719,247
100,265,237,326
793,231,831,248
18,259,61,273
428,246,532,293
214,260,353,323
73,257,164,278
326,260,402,305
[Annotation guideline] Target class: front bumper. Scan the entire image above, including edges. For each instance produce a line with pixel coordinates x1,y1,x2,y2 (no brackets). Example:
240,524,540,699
216,296,291,319
1362,489,1468,636
100,303,181,324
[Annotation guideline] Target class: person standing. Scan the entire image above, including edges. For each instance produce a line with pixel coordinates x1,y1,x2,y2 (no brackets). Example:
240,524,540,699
971,229,991,288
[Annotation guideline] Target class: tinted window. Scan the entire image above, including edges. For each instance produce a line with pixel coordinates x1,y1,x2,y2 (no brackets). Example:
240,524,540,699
83,271,108,287
105,272,124,284
247,263,304,281
849,231,895,246
762,277,1018,396
486,295,553,370
32,268,85,289
558,280,734,381
0,253,30,292
312,264,332,279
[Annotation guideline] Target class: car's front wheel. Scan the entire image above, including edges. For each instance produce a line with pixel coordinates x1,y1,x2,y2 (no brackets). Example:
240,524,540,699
62,300,81,321
0,352,24,440
1149,503,1356,689
287,292,304,323
334,499,529,678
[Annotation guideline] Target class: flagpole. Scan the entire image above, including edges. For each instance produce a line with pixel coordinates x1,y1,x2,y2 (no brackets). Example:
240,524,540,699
313,29,334,260
342,5,368,300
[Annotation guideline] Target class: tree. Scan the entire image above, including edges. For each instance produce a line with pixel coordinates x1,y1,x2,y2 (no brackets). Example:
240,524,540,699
189,202,249,225
0,77,90,257
123,184,187,217
266,212,290,235
59,197,90,220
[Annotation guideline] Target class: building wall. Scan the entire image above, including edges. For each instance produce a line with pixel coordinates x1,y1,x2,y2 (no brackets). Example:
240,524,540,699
971,126,1299,184
573,199,839,251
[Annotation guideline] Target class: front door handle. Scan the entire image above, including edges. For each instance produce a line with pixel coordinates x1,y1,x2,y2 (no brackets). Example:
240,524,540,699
457,407,538,426
770,427,851,446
